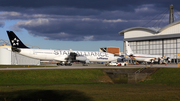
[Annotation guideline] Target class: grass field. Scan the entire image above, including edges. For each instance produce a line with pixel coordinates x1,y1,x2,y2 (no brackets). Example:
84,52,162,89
0,68,180,101
0,69,105,85
139,68,180,85
0,84,180,101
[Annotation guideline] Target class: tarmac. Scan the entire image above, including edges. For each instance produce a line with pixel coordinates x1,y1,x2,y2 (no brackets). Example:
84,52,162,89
0,64,179,71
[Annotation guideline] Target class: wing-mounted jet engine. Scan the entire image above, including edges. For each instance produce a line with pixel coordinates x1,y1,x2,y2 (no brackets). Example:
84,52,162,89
76,56,90,66
64,49,90,66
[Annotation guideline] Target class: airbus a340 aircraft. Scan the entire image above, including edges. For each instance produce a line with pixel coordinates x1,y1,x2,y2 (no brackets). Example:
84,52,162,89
7,31,117,66
125,41,171,64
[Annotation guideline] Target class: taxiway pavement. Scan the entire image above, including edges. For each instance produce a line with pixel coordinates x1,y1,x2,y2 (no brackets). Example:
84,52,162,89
0,64,179,71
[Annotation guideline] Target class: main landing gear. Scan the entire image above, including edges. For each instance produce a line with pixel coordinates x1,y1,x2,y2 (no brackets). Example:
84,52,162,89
57,62,72,66
82,63,89,66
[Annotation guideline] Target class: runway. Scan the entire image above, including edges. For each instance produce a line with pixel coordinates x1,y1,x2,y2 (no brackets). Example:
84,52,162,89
0,64,179,71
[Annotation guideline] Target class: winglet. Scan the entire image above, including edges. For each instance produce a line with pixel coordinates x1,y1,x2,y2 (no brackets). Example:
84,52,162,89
7,31,29,48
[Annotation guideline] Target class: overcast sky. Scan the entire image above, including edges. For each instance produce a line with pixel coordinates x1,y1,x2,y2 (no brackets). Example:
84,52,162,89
0,0,180,51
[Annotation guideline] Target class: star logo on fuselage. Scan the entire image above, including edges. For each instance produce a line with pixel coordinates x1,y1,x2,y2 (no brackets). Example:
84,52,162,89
11,38,19,46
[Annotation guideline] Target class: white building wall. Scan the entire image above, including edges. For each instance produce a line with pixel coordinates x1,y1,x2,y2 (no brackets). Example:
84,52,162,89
124,30,155,39
124,23,180,39
159,24,180,35
0,46,11,65
0,46,40,65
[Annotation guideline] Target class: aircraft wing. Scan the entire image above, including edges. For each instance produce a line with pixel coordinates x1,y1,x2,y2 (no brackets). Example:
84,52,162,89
54,56,67,61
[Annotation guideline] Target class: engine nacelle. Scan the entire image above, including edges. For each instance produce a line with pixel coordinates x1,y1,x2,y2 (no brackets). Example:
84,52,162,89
85,59,90,63
150,59,155,63
76,56,90,63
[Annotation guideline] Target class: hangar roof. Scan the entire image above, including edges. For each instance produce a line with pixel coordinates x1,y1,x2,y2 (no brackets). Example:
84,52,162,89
119,20,180,35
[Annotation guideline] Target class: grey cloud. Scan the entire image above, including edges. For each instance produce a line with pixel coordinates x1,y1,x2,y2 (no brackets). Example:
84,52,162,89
0,0,179,41
0,4,170,22
0,6,100,17
13,18,141,41
6,3,172,41
0,0,178,11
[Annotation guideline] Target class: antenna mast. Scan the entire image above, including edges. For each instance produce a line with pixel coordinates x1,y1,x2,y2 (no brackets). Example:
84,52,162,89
169,4,174,24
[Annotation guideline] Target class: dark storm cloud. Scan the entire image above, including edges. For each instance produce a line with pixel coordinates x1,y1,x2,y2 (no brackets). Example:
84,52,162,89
13,18,130,41
0,0,180,41
0,0,178,11
0,6,101,17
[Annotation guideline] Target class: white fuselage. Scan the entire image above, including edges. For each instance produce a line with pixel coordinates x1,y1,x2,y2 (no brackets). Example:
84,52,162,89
18,48,116,62
132,54,162,62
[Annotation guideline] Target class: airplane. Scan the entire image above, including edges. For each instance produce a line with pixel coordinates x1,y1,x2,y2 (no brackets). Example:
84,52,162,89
125,41,171,64
6,31,118,66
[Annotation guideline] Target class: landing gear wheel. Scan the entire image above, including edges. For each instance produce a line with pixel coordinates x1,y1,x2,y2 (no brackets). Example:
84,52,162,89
65,63,72,66
57,63,61,66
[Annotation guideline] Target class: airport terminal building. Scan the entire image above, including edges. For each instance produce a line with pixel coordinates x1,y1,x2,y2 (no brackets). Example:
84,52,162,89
119,20,180,64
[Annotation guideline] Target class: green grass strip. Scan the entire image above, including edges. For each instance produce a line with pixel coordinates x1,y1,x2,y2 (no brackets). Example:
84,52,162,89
0,69,105,85
0,84,180,101
140,68,180,85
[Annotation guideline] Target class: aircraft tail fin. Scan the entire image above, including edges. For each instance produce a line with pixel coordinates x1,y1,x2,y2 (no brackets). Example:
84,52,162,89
125,41,134,55
7,31,29,48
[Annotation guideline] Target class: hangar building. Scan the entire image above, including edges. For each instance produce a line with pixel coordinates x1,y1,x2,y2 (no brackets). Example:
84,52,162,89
0,39,40,65
119,5,180,64
119,20,180,64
